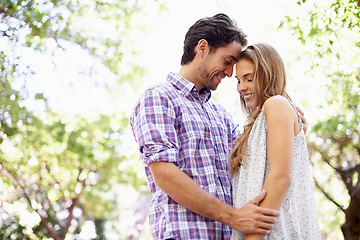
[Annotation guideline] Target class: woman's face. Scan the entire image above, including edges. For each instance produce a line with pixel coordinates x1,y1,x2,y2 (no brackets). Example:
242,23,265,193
235,58,258,111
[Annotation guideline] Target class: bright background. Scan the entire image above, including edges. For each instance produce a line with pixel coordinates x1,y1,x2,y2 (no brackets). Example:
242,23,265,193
31,0,327,124
2,0,348,239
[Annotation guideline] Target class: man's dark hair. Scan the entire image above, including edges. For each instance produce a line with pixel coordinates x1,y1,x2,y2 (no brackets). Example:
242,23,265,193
181,13,248,66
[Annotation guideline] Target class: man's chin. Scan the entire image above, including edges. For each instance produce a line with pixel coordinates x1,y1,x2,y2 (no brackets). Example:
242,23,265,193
208,85,218,91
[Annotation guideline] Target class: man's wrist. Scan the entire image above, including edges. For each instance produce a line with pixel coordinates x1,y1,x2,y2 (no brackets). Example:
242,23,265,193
214,202,235,226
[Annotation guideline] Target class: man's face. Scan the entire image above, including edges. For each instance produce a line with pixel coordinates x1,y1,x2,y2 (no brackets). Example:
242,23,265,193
198,41,242,91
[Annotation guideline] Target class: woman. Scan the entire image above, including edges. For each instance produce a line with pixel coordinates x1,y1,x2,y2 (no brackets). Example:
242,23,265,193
229,43,321,240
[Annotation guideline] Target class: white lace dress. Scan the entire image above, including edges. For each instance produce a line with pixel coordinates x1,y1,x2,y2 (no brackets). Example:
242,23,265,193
231,106,321,240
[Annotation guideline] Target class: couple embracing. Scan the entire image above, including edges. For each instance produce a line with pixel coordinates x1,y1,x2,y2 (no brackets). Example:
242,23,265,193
130,13,321,240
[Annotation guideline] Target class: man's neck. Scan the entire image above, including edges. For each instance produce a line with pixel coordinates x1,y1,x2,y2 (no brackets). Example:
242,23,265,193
178,64,203,90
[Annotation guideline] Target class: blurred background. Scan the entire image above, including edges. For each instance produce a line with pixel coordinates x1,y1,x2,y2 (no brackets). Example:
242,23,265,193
0,0,359,239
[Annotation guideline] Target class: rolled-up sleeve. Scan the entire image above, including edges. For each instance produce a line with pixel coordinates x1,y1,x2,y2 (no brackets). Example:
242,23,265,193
130,88,179,166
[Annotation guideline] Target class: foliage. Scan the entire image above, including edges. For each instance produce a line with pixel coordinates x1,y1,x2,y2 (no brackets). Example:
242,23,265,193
309,69,360,239
282,0,360,44
0,0,157,85
0,0,164,239
6,114,136,238
281,0,360,239
0,75,147,239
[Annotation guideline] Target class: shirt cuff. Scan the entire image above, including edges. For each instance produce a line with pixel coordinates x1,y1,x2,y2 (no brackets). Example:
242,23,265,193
143,147,178,166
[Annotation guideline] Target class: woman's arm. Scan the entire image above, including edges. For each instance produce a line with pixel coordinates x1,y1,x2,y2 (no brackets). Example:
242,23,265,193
244,96,299,240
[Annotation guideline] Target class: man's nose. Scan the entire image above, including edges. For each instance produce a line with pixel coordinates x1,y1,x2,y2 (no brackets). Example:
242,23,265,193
225,66,233,77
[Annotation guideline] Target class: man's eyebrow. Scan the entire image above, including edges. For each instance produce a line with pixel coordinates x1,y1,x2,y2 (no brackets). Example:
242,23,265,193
224,54,238,62
230,56,237,61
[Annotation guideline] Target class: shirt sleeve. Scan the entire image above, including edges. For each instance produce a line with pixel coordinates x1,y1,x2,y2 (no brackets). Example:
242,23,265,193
130,87,179,166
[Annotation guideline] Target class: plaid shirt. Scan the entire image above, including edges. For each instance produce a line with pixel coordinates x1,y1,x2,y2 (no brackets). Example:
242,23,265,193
130,72,238,239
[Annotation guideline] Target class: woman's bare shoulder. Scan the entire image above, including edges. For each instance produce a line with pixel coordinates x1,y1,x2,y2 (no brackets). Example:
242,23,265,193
264,95,291,110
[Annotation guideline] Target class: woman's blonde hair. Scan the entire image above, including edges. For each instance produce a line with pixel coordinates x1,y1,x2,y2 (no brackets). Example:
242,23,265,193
229,43,291,176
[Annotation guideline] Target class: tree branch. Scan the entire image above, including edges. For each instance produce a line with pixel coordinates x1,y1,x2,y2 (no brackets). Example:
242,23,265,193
313,177,345,213
319,150,337,171
60,197,79,239
59,167,83,239
43,158,67,202
319,146,357,194
0,6,7,14
0,163,60,240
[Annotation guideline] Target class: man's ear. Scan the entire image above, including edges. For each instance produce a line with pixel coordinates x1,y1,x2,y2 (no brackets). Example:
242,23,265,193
196,39,209,57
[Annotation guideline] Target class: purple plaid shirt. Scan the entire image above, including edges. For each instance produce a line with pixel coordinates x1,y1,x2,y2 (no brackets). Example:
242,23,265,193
130,72,238,239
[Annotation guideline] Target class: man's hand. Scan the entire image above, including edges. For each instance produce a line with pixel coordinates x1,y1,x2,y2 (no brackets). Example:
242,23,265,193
294,104,307,133
229,190,279,235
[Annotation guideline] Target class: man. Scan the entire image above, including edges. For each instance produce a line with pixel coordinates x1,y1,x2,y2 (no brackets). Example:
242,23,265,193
130,13,279,239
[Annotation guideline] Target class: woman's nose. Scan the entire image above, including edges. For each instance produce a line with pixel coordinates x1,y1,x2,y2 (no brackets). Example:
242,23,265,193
237,81,247,93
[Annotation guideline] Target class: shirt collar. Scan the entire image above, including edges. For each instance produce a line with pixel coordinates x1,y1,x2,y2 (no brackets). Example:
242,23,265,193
167,72,212,102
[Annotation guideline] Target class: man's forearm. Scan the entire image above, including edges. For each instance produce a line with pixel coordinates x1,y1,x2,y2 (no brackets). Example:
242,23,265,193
149,161,233,222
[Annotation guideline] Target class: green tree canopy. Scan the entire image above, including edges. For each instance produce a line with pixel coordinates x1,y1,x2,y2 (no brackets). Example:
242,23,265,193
0,0,164,239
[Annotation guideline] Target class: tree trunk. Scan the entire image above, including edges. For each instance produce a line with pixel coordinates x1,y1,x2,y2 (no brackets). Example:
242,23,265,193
341,193,360,240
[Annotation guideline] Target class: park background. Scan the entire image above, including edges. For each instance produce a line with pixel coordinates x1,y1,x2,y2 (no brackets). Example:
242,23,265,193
0,0,359,239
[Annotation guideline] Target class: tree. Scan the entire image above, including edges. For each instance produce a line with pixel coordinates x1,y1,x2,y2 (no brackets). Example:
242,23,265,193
0,0,163,239
281,0,360,239
0,107,135,239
